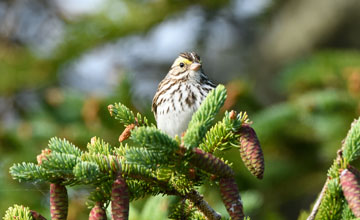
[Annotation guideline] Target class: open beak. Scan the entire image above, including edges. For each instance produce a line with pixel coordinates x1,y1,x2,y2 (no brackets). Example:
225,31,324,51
189,62,201,71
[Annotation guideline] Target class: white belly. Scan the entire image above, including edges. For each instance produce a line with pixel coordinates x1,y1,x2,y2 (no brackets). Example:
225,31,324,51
156,107,196,137
154,82,212,137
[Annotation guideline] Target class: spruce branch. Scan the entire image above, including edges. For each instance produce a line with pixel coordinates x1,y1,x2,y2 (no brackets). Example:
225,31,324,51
307,117,360,220
10,162,51,183
73,161,102,184
342,118,360,163
306,179,328,220
88,136,114,155
87,182,112,208
41,152,80,176
125,147,170,167
108,103,135,126
3,206,47,220
3,205,33,220
130,126,178,153
198,110,242,153
48,137,82,157
186,190,222,220
7,84,262,220
183,84,227,149
108,103,150,127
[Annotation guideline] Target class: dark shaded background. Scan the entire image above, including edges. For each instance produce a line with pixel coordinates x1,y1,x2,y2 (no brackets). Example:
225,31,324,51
1,0,360,219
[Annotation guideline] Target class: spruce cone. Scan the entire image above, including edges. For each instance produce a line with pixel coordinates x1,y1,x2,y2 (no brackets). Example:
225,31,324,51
219,177,244,220
340,167,360,217
111,175,129,220
238,124,264,179
37,148,52,165
30,210,47,220
89,202,107,220
50,183,68,220
190,148,234,178
119,124,135,142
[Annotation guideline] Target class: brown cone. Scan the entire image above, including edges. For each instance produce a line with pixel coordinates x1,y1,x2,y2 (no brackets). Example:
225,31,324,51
37,148,52,165
190,148,234,178
111,175,129,220
340,167,360,217
30,210,47,220
238,124,264,179
50,183,68,220
89,202,107,220
219,177,244,220
119,124,135,142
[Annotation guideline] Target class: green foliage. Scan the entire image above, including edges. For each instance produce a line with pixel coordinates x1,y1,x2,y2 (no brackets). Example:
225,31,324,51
81,153,121,176
169,199,205,220
343,119,360,163
279,50,360,94
199,111,246,152
48,137,83,157
3,205,32,220
183,85,227,149
41,152,80,174
10,162,51,182
109,103,151,127
316,179,344,220
126,147,168,167
109,103,136,126
73,161,102,184
6,84,259,219
87,137,114,155
309,118,360,219
131,127,178,153
342,203,356,220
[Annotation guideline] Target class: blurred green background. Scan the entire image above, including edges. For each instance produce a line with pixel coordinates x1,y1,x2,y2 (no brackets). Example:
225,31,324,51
1,0,360,219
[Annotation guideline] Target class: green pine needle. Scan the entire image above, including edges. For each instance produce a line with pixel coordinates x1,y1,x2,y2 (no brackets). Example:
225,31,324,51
48,137,82,157
198,111,243,152
82,153,121,175
109,102,135,126
120,162,154,180
3,205,32,220
10,162,51,183
126,147,170,167
131,126,179,153
73,161,102,184
41,152,80,174
87,137,114,155
342,117,360,163
316,179,344,220
109,103,152,127
183,84,227,149
86,181,112,208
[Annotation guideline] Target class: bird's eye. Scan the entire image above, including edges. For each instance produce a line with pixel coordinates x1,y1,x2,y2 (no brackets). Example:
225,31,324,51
179,62,185,68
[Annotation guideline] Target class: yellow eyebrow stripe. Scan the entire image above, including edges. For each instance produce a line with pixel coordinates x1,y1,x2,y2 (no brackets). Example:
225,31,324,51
173,57,193,66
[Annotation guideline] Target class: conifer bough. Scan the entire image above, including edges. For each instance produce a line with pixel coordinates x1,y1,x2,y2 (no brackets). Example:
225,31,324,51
307,117,360,220
6,85,265,220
